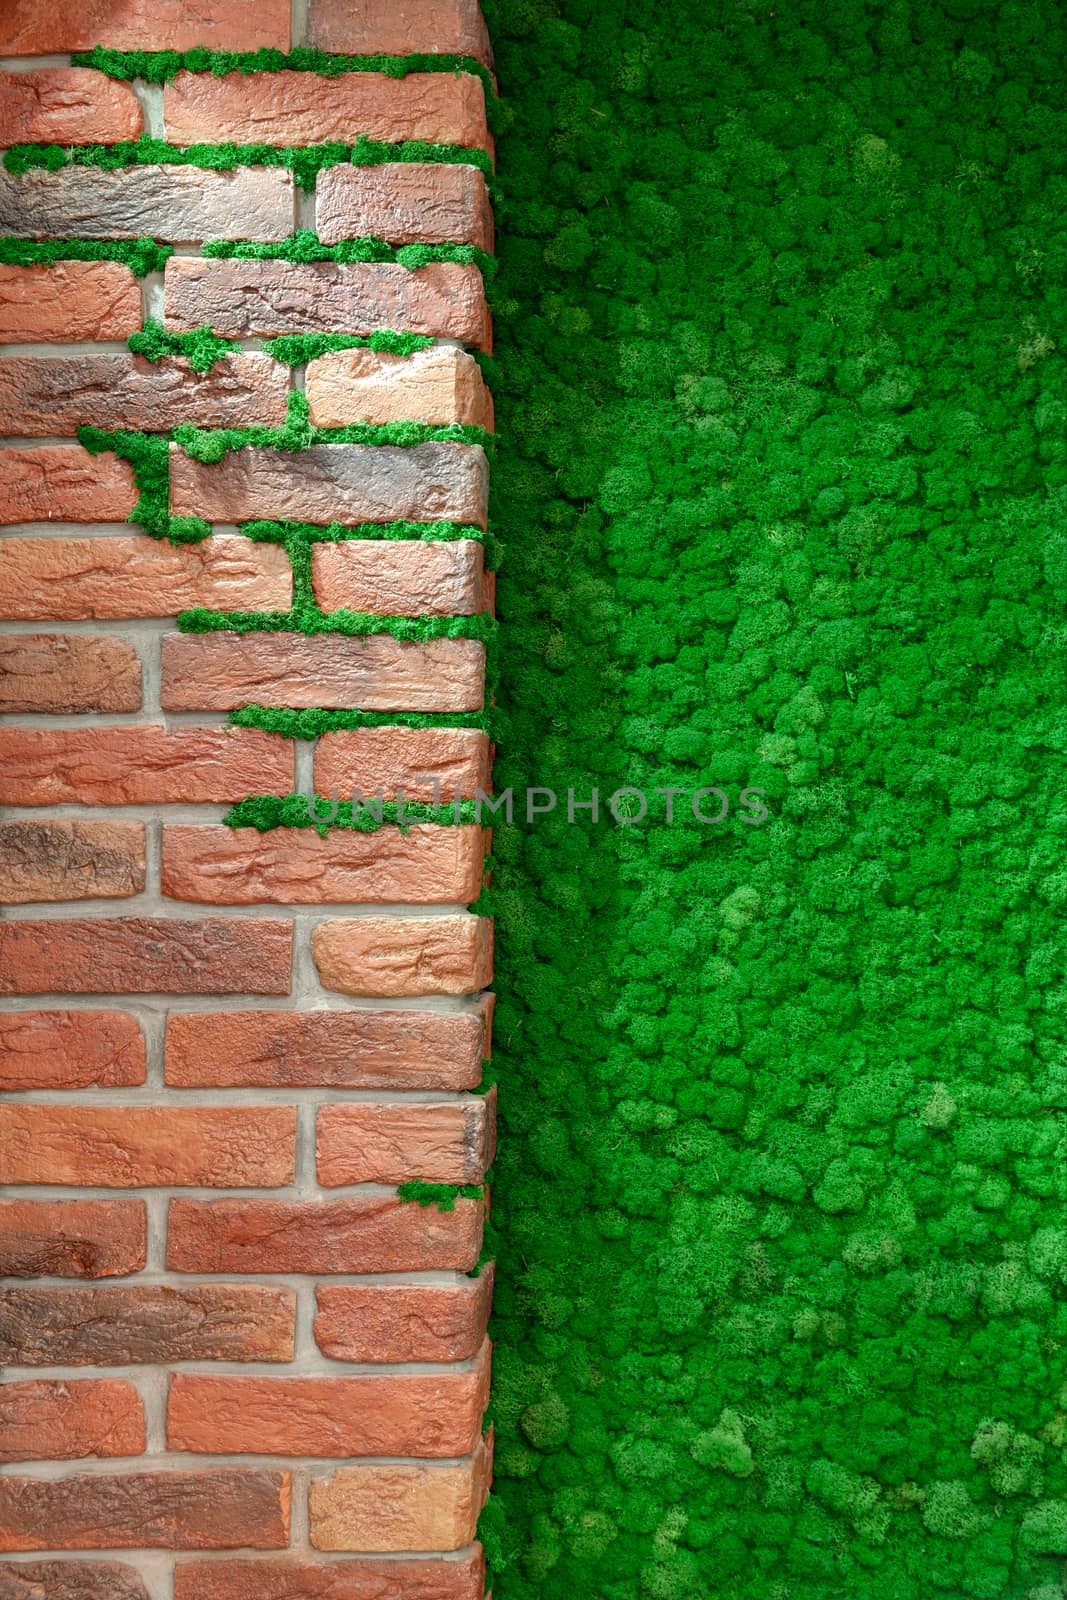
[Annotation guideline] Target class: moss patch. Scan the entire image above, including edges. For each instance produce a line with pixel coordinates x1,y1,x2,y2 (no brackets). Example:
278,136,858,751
0,237,172,275
227,705,493,738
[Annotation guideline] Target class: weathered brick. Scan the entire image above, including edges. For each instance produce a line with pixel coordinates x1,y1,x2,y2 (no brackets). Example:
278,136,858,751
317,1094,494,1185
160,633,485,713
163,259,491,348
0,263,141,344
0,917,292,996
0,821,144,905
0,1011,146,1091
317,164,492,251
169,441,489,527
0,1469,290,1552
0,446,137,525
315,726,490,804
0,727,293,807
313,914,493,997
167,1343,490,1457
0,355,287,437
174,1551,486,1600
0,1286,295,1366
0,1107,295,1189
307,0,493,68
307,346,493,430
161,823,486,906
311,538,486,617
309,1432,492,1553
0,70,142,146
0,0,290,53
0,1562,149,1600
315,1264,494,1364
167,1196,484,1275
164,71,489,149
0,536,292,622
0,1382,144,1465
0,168,294,244
0,1200,146,1280
164,1007,486,1090
0,635,141,715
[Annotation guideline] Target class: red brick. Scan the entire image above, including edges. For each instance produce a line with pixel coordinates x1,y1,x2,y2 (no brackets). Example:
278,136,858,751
0,536,292,621
313,914,493,998
167,1196,484,1275
306,345,493,429
0,1382,144,1464
316,1264,494,1364
0,727,294,807
0,70,141,146
317,164,492,251
0,1561,150,1600
311,540,487,617
0,1011,145,1091
0,1469,290,1552
315,726,491,804
0,169,294,244
167,1343,490,1457
0,917,292,996
0,1107,295,1188
0,446,136,525
0,821,144,904
0,263,141,344
163,259,491,348
0,0,290,52
0,1200,146,1280
0,355,287,437
161,823,487,905
307,0,493,68
0,635,140,715
317,1094,494,1185
309,1432,492,1552
164,1007,486,1090
165,71,489,149
160,633,486,714
174,1551,486,1600
0,1286,295,1366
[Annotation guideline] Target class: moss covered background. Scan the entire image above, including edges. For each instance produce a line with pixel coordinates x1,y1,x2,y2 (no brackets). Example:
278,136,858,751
480,1,1067,1595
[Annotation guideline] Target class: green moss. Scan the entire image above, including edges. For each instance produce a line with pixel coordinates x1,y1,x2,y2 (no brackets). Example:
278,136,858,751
128,318,239,373
223,791,480,836
171,392,492,462
227,705,492,738
262,330,435,363
0,237,171,275
202,229,497,276
77,426,209,542
178,605,495,641
397,1182,486,1212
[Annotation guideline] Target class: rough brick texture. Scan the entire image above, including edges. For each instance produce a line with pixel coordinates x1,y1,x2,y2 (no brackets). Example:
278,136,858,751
0,1381,145,1464
0,263,142,343
0,634,140,714
312,914,494,997
315,1265,495,1364
0,1201,146,1280
0,355,287,436
307,346,494,428
314,725,492,802
316,164,493,251
0,70,142,145
316,1095,495,1185
0,918,292,995
311,538,487,616
0,446,137,523
0,1011,146,1091
0,168,294,242
308,1433,492,1553
0,820,145,903
174,1552,486,1600
307,0,493,66
0,0,290,52
0,727,293,807
0,1563,150,1600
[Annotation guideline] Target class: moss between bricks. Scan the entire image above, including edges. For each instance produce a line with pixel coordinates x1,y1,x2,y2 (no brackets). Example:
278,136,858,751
223,792,479,835
0,237,172,275
178,606,496,642
397,1181,485,1212
0,233,495,279
228,706,493,738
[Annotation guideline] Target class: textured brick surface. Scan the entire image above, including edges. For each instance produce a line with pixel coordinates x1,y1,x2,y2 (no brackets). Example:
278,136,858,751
0,1470,290,1552
0,1106,296,1188
0,168,294,243
173,1552,486,1600
0,1562,149,1600
317,164,493,250
312,914,493,997
164,71,490,149
0,0,291,52
0,1286,295,1366
0,262,141,344
315,1264,494,1364
0,536,292,622
315,726,491,804
0,726,293,807
164,1007,486,1090
0,1200,146,1280
0,355,287,437
307,346,493,429
163,259,491,348
307,0,493,67
0,70,142,146
0,635,140,714
0,445,137,524
161,632,486,713
0,1381,145,1464
169,441,489,527
317,1096,494,1185
161,823,487,905
167,1196,484,1275
311,538,486,617
167,1345,490,1457
0,917,292,996
309,1433,492,1552
0,1010,146,1091
0,820,145,904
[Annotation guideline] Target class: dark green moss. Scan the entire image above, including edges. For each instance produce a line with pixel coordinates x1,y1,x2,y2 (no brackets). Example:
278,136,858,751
0,237,172,275
227,705,493,738
397,1182,486,1212
262,330,435,363
178,605,496,641
201,229,497,276
128,318,239,373
223,791,479,836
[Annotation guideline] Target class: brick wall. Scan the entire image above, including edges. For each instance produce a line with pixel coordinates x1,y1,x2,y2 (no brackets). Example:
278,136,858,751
0,5,496,1598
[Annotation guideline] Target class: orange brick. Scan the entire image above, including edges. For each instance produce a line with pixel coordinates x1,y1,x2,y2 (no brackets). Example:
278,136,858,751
315,1264,494,1364
312,914,493,997
0,821,144,903
309,1431,492,1552
0,1381,144,1464
0,918,292,996
0,1199,146,1279
0,0,290,52
0,263,141,344
307,0,493,68
317,164,493,250
0,355,287,437
0,635,140,714
310,539,487,616
314,725,491,804
317,1093,495,1185
306,345,493,429
174,1552,486,1600
0,70,141,145
0,1560,150,1600
0,1011,146,1091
